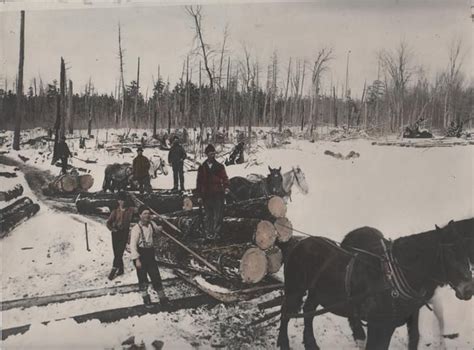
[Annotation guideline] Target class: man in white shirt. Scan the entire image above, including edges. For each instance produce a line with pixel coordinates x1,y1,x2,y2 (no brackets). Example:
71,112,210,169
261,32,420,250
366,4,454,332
130,205,169,307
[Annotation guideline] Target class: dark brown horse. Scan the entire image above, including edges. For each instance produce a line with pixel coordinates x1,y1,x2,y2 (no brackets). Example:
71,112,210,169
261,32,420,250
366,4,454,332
227,166,284,202
277,220,473,350
340,218,474,349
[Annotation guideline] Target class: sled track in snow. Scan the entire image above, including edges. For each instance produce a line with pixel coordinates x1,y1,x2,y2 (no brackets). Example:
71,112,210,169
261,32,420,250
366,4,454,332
1,293,218,340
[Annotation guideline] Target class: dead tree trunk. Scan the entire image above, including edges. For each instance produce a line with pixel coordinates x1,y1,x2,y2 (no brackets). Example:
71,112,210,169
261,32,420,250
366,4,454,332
67,80,73,134
59,57,66,139
134,57,140,124
12,10,25,151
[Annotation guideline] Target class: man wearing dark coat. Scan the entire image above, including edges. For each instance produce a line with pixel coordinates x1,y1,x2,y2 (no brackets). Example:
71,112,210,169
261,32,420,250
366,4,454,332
132,147,152,194
196,144,230,240
168,136,187,191
56,136,72,174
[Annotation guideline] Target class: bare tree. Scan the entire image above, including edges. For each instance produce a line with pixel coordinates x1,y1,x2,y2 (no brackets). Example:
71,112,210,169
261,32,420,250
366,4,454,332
13,10,25,151
378,41,414,131
309,47,333,134
185,5,214,90
443,38,465,127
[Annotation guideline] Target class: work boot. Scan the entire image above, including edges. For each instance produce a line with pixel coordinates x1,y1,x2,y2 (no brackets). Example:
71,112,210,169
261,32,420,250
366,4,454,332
157,290,170,306
108,267,119,280
116,267,124,277
142,294,153,308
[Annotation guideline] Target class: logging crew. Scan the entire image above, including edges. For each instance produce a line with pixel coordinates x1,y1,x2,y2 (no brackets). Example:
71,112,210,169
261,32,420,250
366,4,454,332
130,205,169,307
132,147,152,194
168,136,187,191
196,144,230,240
106,191,135,280
56,136,72,174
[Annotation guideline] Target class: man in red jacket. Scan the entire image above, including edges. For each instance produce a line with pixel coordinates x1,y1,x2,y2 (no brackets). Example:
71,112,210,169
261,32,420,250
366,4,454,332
196,144,230,240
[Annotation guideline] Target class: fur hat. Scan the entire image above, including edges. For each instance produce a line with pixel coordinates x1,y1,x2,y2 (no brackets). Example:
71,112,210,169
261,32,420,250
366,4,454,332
138,204,150,215
116,191,128,201
205,144,216,154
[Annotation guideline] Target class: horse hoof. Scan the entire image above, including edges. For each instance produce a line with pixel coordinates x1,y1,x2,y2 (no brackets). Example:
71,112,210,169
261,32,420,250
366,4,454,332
277,338,290,350
303,340,319,350
355,339,366,350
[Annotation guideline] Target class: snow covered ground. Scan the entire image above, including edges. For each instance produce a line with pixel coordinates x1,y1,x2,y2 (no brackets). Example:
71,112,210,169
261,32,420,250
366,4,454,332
0,128,473,349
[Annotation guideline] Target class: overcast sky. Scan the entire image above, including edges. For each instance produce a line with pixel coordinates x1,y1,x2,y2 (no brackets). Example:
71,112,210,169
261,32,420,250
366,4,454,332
1,0,471,97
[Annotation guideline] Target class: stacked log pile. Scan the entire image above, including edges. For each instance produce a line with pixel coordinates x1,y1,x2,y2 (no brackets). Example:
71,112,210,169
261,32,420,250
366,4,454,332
0,197,40,237
44,173,94,196
159,195,293,284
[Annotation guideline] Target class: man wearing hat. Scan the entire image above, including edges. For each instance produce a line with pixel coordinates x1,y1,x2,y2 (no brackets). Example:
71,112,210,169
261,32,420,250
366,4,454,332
106,191,135,280
132,147,152,194
196,144,230,240
129,205,169,307
168,136,187,191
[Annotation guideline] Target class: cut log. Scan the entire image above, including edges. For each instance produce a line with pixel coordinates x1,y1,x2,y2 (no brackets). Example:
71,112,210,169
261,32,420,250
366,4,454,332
254,220,277,250
163,216,276,249
182,196,193,211
165,196,287,221
224,196,286,220
0,184,24,202
265,246,283,274
49,174,78,193
78,174,94,191
240,247,268,284
0,197,40,237
75,191,196,215
273,217,293,242
267,196,287,218
0,172,17,178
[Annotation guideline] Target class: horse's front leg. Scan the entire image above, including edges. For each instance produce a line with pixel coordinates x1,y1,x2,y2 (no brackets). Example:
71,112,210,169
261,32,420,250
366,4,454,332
366,323,395,350
302,291,320,350
277,289,305,350
348,316,366,349
406,309,420,350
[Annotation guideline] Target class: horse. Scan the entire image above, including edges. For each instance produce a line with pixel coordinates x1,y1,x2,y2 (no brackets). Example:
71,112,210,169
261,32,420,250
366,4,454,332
246,166,309,201
150,156,168,178
282,166,309,201
340,219,474,349
102,163,133,192
227,166,284,202
277,220,473,350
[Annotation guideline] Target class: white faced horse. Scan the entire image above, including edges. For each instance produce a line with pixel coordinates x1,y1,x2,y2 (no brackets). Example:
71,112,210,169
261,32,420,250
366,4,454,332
246,166,309,201
150,156,168,179
282,166,309,201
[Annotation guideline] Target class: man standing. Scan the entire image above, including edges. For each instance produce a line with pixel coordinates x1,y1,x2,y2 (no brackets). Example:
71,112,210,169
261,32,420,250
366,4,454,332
106,191,135,280
132,147,152,194
168,136,187,191
196,144,230,240
56,136,72,174
130,205,169,307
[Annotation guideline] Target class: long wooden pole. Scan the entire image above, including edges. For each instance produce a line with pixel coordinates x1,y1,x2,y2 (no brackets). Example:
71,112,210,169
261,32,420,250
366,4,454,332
131,194,222,275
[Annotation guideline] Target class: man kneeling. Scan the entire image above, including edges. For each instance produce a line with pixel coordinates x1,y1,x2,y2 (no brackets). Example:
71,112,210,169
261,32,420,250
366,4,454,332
130,205,169,307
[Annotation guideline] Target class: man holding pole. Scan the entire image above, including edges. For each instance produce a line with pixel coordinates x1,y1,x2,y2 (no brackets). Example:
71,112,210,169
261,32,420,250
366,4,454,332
129,205,169,307
196,144,230,241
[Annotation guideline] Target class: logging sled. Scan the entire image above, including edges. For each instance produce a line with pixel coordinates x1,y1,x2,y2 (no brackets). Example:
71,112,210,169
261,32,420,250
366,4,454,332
140,194,294,303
